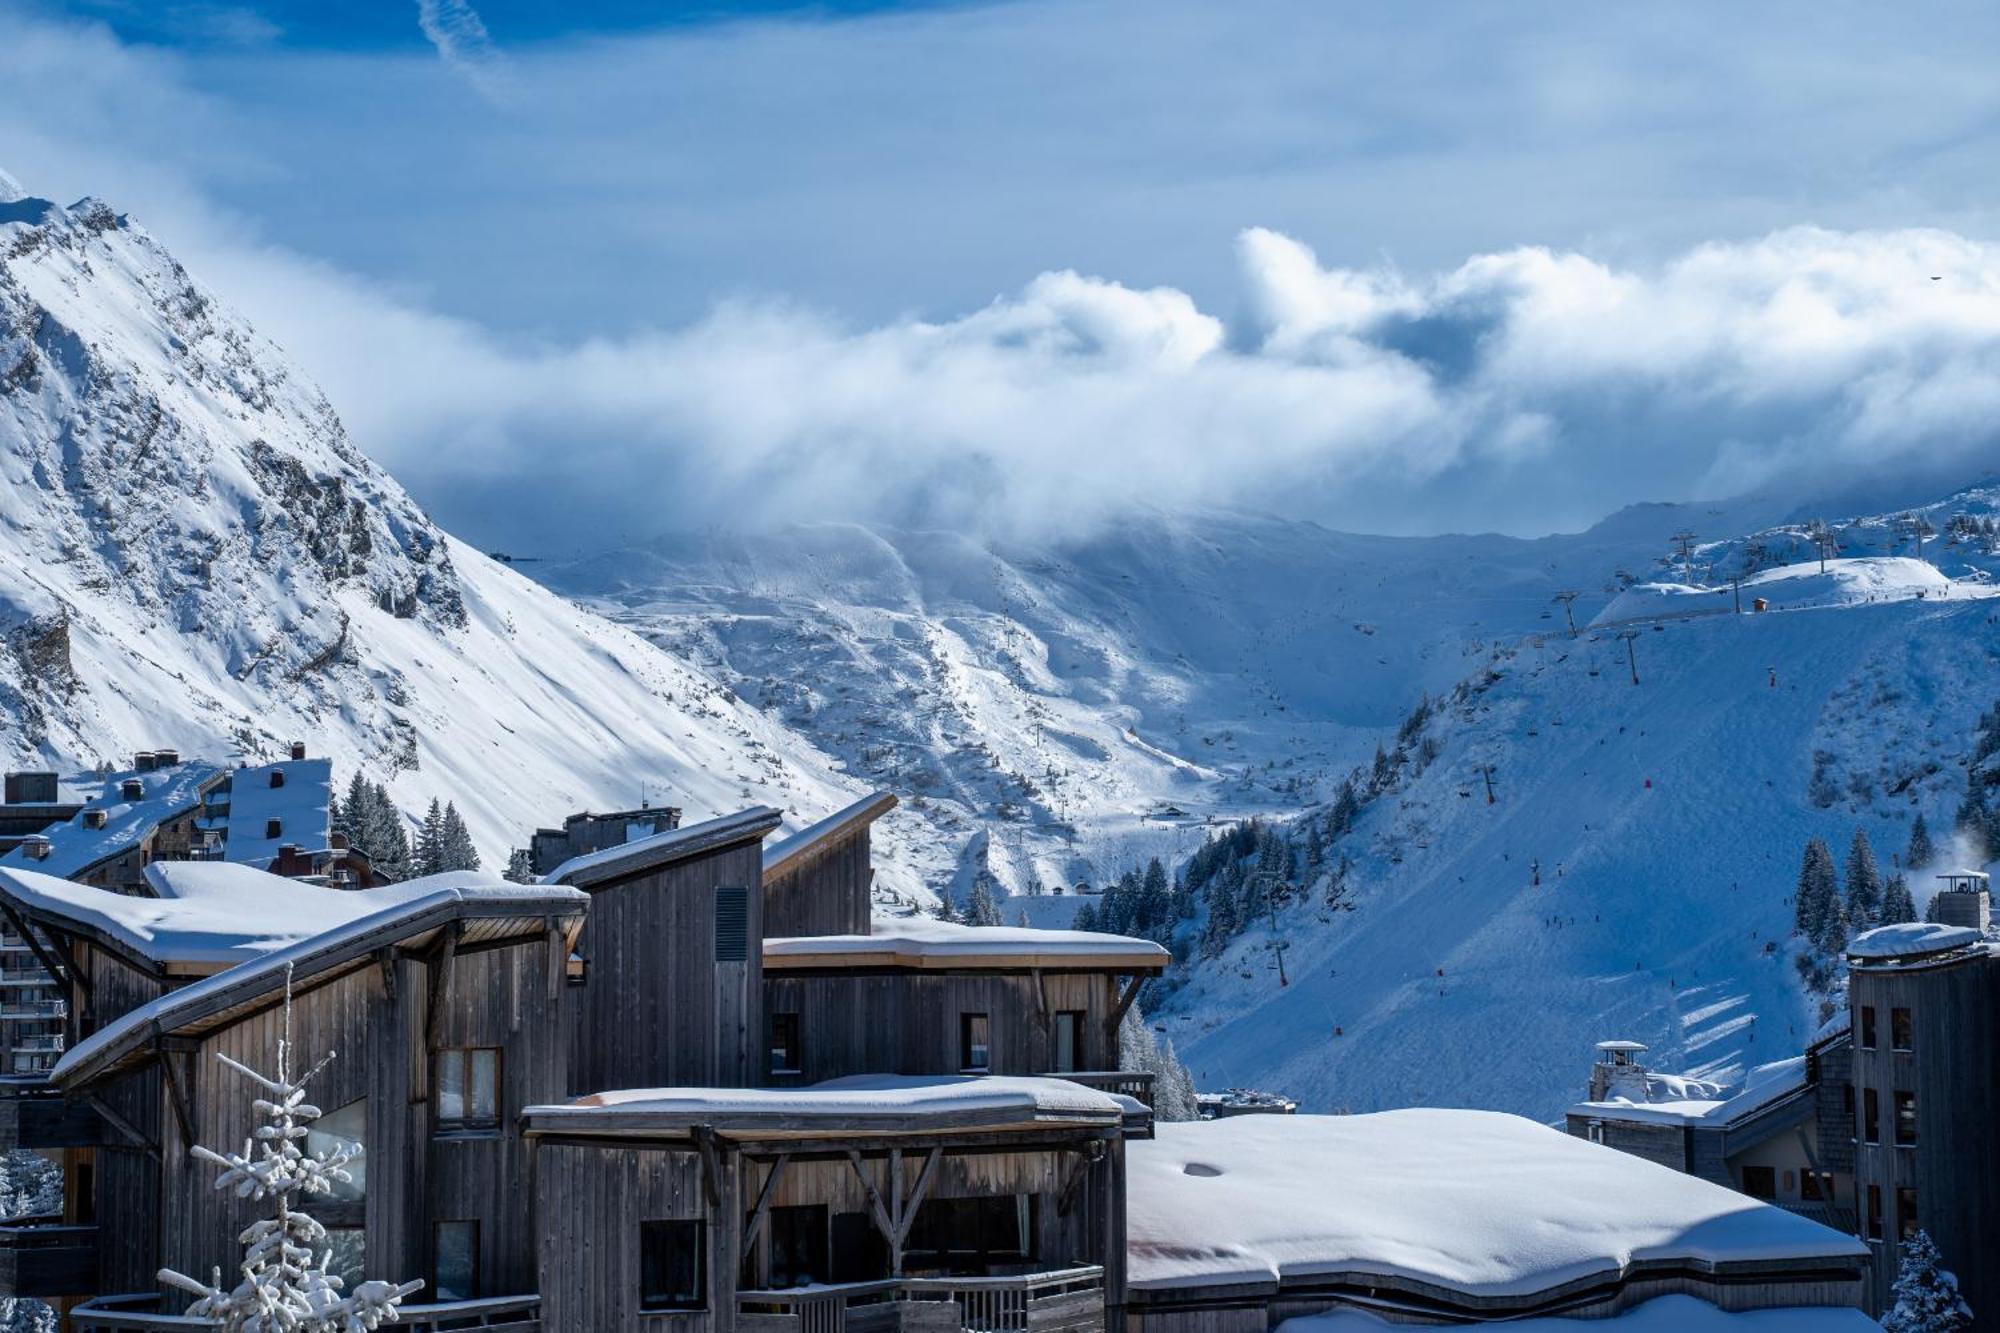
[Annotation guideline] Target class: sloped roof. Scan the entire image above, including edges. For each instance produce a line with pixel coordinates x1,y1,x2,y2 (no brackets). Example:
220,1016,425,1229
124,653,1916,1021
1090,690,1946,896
220,758,334,865
1846,921,1985,963
543,805,782,888
0,762,218,878
762,791,897,882
52,871,587,1088
1570,1056,1810,1130
764,916,1169,972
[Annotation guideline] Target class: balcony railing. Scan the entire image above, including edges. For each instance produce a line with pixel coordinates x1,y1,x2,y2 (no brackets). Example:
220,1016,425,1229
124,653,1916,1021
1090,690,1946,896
1037,1072,1154,1138
0,1079,101,1149
741,1266,1105,1333
0,1220,98,1299
73,1294,541,1332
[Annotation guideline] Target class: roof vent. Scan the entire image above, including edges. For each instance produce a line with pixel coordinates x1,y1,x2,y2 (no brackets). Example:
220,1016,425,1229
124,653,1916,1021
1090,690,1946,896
120,778,145,801
81,808,108,830
714,885,749,962
133,752,157,772
289,741,307,761
153,749,180,767
22,835,51,861
270,769,286,789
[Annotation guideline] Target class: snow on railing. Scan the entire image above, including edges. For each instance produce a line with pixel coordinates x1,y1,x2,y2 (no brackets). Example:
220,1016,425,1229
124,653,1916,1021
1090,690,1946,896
71,1293,541,1332
741,1266,1106,1333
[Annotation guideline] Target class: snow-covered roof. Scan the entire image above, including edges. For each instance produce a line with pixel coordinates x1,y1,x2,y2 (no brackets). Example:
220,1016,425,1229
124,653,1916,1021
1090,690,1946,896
524,1074,1125,1139
219,758,334,866
0,762,218,878
1571,1056,1810,1129
764,916,1169,971
763,791,898,881
1126,1111,1866,1297
544,805,782,888
1595,1039,1649,1053
1277,1294,1875,1333
52,871,588,1088
1846,921,1984,963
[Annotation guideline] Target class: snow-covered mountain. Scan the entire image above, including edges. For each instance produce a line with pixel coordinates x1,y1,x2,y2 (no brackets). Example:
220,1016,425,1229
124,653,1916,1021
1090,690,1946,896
0,170,903,881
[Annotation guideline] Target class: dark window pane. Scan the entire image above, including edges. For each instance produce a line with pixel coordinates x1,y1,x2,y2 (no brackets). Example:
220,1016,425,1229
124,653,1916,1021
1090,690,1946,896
640,1220,706,1311
961,1013,990,1072
769,1013,802,1075
1897,1187,1919,1241
1860,1007,1877,1050
1052,1012,1081,1073
470,1050,499,1122
830,1211,887,1283
1801,1170,1825,1202
1866,1185,1883,1241
1741,1166,1776,1200
437,1052,466,1123
434,1221,478,1302
1863,1088,1880,1144
769,1206,828,1288
1895,1091,1917,1146
1891,1008,1913,1052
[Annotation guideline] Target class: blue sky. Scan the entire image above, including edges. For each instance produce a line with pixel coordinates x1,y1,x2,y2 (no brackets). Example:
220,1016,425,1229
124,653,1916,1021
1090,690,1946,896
5,0,2000,548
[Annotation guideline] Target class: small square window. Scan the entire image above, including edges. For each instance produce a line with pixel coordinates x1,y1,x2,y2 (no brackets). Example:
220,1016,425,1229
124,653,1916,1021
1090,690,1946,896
1891,1008,1913,1052
640,1220,707,1312
960,1013,991,1073
435,1048,501,1134
769,1013,802,1076
434,1221,479,1302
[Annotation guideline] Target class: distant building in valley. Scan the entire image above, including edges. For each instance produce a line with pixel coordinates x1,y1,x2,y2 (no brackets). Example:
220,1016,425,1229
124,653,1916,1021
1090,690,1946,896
529,801,683,877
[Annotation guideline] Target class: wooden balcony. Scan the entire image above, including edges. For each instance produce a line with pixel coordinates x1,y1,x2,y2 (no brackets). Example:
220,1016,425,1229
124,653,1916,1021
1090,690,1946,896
1039,1072,1154,1138
0,1077,102,1150
72,1293,541,1331
0,1220,98,1298
741,1265,1105,1333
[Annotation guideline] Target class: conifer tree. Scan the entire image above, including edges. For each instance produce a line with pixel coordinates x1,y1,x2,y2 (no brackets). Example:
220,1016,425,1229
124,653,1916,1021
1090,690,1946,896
1881,873,1919,926
1906,814,1936,871
933,892,962,925
416,799,445,877
1794,838,1843,951
1881,1230,1973,1332
436,803,480,873
966,878,1004,927
1071,901,1099,933
503,848,535,884
1846,830,1883,929
1118,1005,1200,1122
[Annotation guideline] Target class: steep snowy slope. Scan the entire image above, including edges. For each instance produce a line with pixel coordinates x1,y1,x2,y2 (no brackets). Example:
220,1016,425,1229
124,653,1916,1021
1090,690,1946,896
1158,556,2000,1120
0,171,891,877
538,500,1786,898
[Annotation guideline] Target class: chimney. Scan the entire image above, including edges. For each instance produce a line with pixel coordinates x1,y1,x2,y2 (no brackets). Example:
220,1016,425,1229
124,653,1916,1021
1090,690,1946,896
22,835,51,861
120,778,145,801
133,751,157,772
289,741,307,761
269,769,286,789
153,748,180,768
1932,871,1993,932
265,818,283,840
1589,1040,1649,1101
81,808,108,830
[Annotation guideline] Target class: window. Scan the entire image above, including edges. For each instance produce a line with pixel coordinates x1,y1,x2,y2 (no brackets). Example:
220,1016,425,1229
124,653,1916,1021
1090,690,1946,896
1741,1165,1777,1201
1051,1011,1083,1073
326,1228,367,1292
906,1196,1034,1271
1897,1188,1919,1242
831,1211,888,1283
768,1205,828,1288
1891,1007,1913,1052
1863,1088,1880,1145
960,1013,991,1073
1866,1186,1883,1241
1801,1170,1825,1202
435,1048,500,1134
639,1220,707,1312
1894,1090,1917,1146
308,1100,367,1202
1859,1006,1877,1050
768,1013,802,1076
1843,1084,1855,1117
434,1221,479,1302
1586,1120,1605,1145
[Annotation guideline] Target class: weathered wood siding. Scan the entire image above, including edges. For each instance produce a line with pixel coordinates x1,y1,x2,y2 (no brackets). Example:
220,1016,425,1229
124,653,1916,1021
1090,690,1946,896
570,841,763,1095
74,942,167,1293
763,973,1119,1084
763,829,871,939
533,1142,725,1333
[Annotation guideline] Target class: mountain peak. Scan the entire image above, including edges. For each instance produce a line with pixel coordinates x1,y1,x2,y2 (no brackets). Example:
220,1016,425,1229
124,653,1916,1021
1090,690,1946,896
0,167,25,205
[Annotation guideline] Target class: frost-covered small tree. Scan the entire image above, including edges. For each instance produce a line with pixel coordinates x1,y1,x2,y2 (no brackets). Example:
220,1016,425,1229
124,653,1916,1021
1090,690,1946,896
1881,1230,1972,1332
415,799,445,876
1881,873,1919,926
1119,1006,1200,1122
965,878,1004,927
435,803,479,874
1795,838,1844,952
159,970,421,1330
502,848,535,884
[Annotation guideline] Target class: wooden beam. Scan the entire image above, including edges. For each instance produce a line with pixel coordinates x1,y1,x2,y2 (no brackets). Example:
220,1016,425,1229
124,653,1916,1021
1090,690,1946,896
85,1092,159,1162
374,948,398,1002
1032,968,1052,1032
896,1148,941,1245
1110,974,1147,1028
545,917,565,1002
1056,1144,1096,1217
157,1044,194,1150
0,902,66,988
694,1125,723,1208
44,928,96,1000
845,1149,898,1270
425,921,462,1052
741,1155,790,1255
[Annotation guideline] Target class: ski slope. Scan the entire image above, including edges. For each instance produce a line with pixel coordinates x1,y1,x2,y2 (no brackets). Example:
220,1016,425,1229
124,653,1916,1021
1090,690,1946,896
1160,561,2000,1120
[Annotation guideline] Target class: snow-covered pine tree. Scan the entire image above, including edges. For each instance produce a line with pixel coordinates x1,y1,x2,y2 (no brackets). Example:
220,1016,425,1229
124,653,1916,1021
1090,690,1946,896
364,783,413,883
1881,1229,1972,1332
933,893,962,925
966,878,1003,927
503,848,535,884
1118,1005,1200,1122
158,969,421,1330
1846,830,1883,929
1906,814,1936,871
1071,901,1099,933
436,803,480,873
1882,873,1919,925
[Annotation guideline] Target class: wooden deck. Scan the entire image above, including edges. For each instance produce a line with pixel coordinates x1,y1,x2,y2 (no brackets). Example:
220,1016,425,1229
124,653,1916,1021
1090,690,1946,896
0,1219,97,1298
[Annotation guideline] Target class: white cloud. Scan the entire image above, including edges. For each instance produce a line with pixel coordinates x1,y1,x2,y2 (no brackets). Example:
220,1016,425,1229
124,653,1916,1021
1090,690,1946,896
415,0,513,102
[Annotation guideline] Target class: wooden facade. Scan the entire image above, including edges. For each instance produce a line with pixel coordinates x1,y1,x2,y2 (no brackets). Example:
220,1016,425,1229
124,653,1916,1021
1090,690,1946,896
761,793,895,939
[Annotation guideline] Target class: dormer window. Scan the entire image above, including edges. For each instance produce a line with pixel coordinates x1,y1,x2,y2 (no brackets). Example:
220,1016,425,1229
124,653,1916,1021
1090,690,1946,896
270,770,286,789
266,818,283,839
